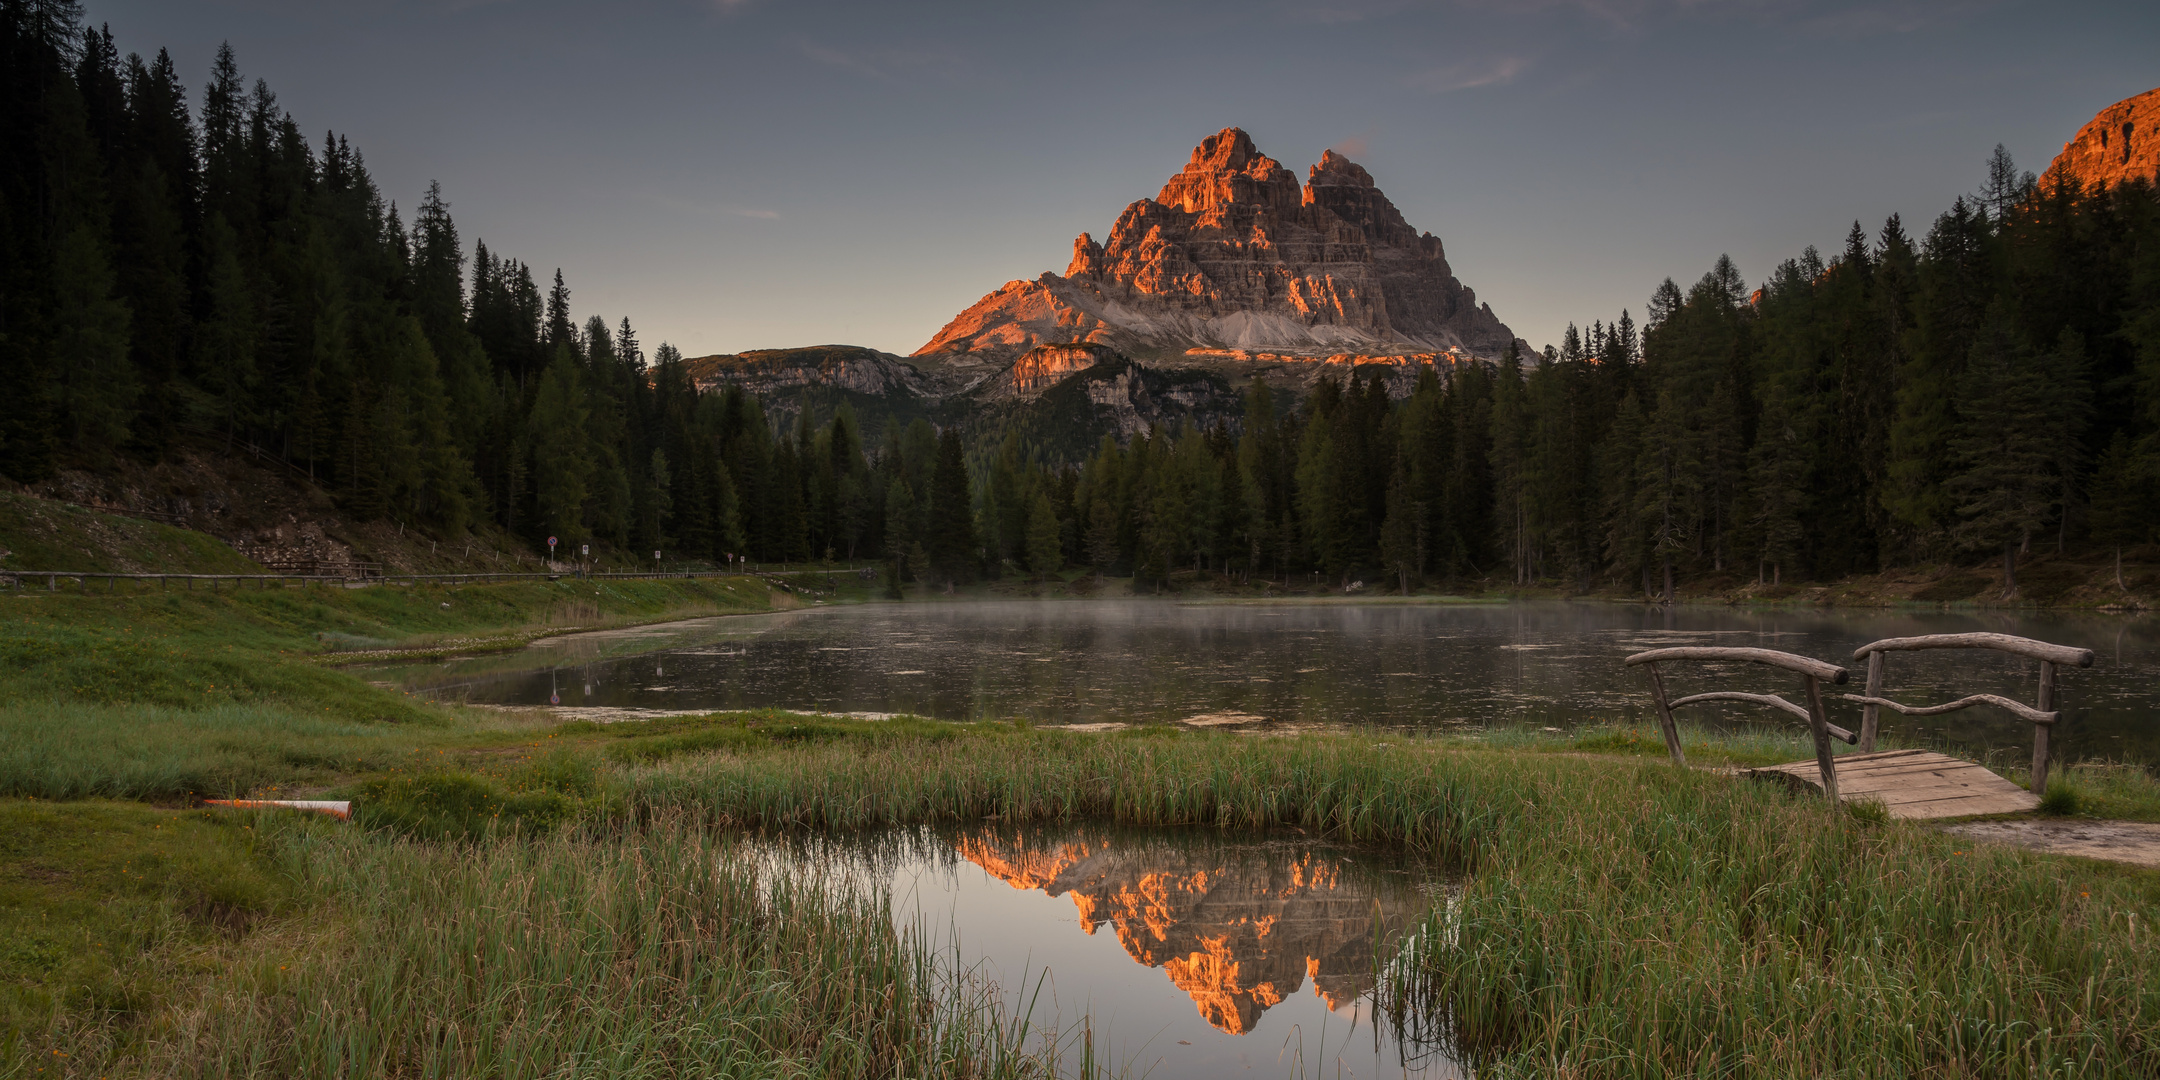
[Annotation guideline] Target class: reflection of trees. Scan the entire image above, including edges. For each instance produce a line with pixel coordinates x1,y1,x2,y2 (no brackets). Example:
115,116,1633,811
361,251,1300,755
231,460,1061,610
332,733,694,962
955,828,1418,1034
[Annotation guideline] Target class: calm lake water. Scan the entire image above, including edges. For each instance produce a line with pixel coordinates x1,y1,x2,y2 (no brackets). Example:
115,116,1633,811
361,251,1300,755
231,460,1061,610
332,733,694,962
762,823,1454,1080
379,600,2160,765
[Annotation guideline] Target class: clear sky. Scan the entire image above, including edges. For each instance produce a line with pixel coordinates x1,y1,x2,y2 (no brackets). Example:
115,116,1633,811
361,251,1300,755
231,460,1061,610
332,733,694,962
88,0,2160,359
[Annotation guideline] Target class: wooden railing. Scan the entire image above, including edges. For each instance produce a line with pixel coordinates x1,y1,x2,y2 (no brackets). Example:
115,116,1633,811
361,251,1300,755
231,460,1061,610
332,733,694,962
1624,646,1854,801
1845,633,2095,793
2,566,874,593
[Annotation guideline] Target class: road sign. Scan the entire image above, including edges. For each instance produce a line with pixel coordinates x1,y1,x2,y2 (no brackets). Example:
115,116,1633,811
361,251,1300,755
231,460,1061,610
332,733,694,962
547,536,557,550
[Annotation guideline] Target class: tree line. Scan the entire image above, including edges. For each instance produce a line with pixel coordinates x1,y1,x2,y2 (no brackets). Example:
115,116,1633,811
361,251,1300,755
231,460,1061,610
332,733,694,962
1000,147,2160,598
6,4,2155,591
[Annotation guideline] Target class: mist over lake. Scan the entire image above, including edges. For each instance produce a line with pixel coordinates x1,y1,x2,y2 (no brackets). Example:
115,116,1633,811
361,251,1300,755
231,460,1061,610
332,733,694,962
385,599,2160,764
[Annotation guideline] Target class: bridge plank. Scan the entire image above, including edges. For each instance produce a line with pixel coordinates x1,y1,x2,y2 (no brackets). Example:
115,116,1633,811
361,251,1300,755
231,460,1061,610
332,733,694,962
1745,750,2038,820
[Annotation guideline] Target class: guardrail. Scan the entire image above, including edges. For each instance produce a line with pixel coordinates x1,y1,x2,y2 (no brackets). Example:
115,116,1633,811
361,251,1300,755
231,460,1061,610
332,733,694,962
3,566,882,593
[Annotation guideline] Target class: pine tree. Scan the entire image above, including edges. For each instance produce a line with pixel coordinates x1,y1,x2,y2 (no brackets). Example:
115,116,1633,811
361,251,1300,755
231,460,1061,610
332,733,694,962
197,214,257,439
2088,432,2153,590
1944,314,2057,597
1637,388,1701,603
529,344,594,546
1378,457,1419,594
50,224,135,453
1026,490,1062,578
927,427,976,584
1489,345,1530,583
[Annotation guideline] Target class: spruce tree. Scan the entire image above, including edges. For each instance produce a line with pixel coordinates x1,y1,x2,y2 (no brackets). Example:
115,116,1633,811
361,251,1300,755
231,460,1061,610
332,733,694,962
529,344,594,547
927,427,975,584
50,224,135,454
1026,490,1062,578
1944,314,2057,597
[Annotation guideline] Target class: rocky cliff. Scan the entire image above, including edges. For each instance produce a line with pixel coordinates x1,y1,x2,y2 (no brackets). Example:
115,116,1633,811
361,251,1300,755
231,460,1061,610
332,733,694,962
2046,88,2160,192
917,128,1529,371
682,345,929,399
954,828,1419,1034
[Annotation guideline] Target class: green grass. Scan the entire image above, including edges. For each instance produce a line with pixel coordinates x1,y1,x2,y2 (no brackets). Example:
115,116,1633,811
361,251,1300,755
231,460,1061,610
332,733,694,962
7,582,2160,1077
2039,761,2160,822
0,578,786,803
0,801,294,1060
0,493,264,575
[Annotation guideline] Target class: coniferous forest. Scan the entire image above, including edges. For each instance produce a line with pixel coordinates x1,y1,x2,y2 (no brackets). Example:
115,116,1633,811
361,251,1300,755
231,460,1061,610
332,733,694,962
5,4,2158,596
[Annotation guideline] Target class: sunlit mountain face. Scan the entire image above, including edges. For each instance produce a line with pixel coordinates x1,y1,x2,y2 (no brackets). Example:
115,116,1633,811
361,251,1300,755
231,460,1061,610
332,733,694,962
954,827,1418,1034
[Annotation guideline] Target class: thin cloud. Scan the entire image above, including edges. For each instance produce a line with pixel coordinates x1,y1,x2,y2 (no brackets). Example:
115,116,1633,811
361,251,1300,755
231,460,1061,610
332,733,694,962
797,39,963,82
1404,56,1527,93
729,206,780,220
1330,135,1371,158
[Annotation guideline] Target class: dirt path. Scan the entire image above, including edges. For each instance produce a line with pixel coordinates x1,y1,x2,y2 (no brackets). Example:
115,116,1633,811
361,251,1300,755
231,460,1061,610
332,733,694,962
1940,819,2160,869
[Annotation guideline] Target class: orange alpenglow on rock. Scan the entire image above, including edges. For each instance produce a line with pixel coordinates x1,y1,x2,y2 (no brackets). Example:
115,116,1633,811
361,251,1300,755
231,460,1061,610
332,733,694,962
2045,87,2160,191
953,829,1411,1034
915,127,1533,370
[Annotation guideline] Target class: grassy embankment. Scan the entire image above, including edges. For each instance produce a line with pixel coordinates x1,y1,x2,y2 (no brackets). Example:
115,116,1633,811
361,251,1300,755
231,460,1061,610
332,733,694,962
5,507,2160,1076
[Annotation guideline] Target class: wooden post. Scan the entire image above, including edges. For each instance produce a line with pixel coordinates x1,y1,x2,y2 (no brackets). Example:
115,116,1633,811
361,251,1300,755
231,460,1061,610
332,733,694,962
1643,662,1687,767
2033,660,2057,794
1803,674,1840,803
1859,651,1884,752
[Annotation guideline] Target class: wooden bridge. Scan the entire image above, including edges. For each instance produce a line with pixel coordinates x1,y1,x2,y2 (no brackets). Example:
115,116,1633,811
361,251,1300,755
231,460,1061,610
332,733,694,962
1626,633,2096,821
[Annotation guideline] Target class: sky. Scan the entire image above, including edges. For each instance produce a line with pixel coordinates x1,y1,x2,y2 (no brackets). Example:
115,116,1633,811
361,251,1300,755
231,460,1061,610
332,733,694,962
86,0,2160,359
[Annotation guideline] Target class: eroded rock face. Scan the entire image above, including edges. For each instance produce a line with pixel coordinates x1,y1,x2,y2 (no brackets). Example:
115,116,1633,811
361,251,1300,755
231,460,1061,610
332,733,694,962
918,128,1528,368
954,828,1418,1034
682,345,929,398
983,342,1119,401
2047,88,2160,192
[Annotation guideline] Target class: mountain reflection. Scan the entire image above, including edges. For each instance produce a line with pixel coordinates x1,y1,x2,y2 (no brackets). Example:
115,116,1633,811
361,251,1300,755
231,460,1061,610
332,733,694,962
953,828,1419,1034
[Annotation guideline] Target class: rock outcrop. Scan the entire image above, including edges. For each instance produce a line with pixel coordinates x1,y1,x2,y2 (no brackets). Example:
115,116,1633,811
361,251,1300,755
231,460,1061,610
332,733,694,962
954,827,1419,1034
982,342,1119,401
682,345,929,399
917,128,1528,369
2046,88,2160,192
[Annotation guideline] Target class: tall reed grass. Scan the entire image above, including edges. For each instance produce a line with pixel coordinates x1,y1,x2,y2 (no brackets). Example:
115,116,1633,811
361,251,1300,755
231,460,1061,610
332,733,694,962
146,814,1064,1079
632,730,2159,1077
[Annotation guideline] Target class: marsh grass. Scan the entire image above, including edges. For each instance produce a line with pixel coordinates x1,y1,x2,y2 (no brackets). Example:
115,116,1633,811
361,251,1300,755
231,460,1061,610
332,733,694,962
1462,717,1899,769
630,729,2160,1077
151,815,1063,1080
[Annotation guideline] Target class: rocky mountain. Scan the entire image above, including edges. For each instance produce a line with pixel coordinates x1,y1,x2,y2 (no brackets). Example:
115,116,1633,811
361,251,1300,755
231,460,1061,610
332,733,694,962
915,128,1531,373
682,128,1522,455
2046,87,2160,191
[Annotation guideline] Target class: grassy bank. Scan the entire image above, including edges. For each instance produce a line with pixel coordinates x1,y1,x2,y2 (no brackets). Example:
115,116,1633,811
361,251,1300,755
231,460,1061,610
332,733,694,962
0,576,785,803
0,493,263,576
5,584,2159,1077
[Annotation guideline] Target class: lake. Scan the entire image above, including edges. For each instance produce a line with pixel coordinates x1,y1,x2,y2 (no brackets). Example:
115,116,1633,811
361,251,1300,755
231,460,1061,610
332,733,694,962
378,599,2160,765
760,822,1457,1079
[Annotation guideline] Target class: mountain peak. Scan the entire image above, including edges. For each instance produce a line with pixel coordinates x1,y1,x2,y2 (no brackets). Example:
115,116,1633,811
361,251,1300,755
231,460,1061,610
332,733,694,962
1155,127,1300,215
917,128,1526,366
